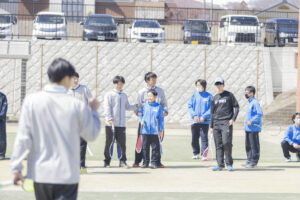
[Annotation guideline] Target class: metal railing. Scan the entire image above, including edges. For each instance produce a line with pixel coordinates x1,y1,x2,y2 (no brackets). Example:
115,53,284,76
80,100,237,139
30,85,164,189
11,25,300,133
0,2,298,45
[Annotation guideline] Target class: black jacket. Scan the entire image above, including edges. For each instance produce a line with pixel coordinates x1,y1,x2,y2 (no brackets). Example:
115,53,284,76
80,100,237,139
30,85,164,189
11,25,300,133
211,90,239,128
0,92,7,121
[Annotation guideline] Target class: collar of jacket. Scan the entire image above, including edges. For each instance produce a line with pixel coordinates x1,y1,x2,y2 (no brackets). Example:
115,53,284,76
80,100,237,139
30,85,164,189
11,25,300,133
71,84,81,90
146,85,157,90
44,84,68,93
248,97,256,103
147,101,158,106
113,89,123,94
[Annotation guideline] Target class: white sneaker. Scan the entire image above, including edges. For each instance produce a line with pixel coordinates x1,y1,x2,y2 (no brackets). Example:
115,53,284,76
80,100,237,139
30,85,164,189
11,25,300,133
192,154,200,159
286,158,292,162
201,157,208,161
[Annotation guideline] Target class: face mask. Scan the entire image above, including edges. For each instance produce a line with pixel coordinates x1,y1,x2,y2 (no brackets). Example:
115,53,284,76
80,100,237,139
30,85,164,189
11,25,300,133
245,94,250,99
196,87,204,93
295,119,300,125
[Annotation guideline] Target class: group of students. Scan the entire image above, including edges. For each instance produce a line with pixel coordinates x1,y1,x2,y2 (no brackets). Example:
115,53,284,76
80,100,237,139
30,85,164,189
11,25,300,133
2,57,300,200
188,77,300,170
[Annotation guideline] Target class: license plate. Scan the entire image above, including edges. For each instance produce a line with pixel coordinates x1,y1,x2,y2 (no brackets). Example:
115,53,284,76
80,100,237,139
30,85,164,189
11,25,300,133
45,37,53,39
146,40,153,43
294,38,298,42
191,41,199,44
97,36,105,41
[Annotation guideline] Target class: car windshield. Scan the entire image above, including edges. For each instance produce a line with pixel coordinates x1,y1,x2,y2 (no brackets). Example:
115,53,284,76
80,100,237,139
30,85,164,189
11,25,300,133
134,21,160,28
0,16,11,24
230,17,258,26
37,15,64,24
86,17,115,26
186,21,209,32
277,20,298,31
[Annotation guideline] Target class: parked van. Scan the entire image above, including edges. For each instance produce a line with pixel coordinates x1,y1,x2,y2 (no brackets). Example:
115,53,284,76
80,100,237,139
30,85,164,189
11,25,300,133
0,14,18,40
182,19,211,45
264,18,298,47
32,12,67,40
218,15,261,45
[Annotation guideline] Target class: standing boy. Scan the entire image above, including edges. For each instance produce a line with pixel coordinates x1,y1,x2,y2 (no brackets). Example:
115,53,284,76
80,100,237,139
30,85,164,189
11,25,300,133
211,77,239,171
0,91,7,160
10,58,100,200
244,86,263,168
68,72,93,172
103,76,139,168
138,89,164,169
188,79,212,160
133,72,168,168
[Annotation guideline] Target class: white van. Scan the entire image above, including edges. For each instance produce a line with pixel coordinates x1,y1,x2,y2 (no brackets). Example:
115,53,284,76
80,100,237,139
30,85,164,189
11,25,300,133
0,14,18,40
218,15,261,45
32,12,67,40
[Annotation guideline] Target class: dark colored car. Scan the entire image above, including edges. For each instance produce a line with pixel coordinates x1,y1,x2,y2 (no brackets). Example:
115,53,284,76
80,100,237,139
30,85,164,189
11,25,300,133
80,14,118,41
264,18,298,47
182,20,211,44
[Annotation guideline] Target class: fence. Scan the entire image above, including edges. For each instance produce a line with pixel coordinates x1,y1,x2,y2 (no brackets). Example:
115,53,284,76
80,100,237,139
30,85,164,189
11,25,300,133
0,40,275,124
0,2,299,44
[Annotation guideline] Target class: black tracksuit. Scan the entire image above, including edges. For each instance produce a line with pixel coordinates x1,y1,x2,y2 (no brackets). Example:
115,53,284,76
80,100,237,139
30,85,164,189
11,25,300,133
211,90,239,167
0,92,7,158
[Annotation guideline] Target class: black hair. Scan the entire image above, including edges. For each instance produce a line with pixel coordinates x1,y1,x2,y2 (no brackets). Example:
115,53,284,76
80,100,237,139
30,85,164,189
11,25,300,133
73,72,79,78
147,89,158,96
292,112,300,123
195,79,207,90
113,76,125,84
47,58,76,83
144,72,157,82
245,86,256,96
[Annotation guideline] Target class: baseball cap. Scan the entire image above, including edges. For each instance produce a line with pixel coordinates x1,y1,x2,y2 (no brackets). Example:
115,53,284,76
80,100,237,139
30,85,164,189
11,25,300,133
214,77,224,85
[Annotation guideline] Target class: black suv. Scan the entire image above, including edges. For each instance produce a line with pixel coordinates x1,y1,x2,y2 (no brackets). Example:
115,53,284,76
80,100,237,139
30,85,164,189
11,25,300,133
80,14,118,41
182,20,211,44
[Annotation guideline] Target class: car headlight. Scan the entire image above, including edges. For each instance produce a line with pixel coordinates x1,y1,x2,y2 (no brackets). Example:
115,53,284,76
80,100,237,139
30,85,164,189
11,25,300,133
110,30,117,34
84,29,93,34
228,32,236,36
279,32,288,37
185,31,191,37
133,31,139,36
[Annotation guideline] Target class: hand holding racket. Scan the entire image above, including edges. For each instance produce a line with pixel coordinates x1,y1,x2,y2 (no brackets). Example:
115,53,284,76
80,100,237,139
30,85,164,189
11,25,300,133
0,173,34,192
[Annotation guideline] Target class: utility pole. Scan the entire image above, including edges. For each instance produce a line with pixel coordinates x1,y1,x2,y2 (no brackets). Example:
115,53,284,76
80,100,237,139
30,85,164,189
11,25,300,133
297,0,300,111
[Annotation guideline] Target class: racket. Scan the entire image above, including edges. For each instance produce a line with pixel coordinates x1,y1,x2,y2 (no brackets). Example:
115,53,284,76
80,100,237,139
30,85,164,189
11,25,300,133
252,122,282,136
136,117,145,153
87,145,94,156
109,125,123,160
0,178,34,192
202,131,214,161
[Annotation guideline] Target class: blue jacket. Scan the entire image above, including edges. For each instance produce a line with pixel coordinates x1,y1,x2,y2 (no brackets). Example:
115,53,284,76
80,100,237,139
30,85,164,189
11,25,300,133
244,97,263,132
139,102,164,135
188,91,212,124
283,125,300,145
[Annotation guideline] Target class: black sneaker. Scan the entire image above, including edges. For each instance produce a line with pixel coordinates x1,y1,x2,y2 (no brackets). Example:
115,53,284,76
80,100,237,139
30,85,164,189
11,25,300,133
104,162,110,168
141,163,149,168
119,161,130,169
